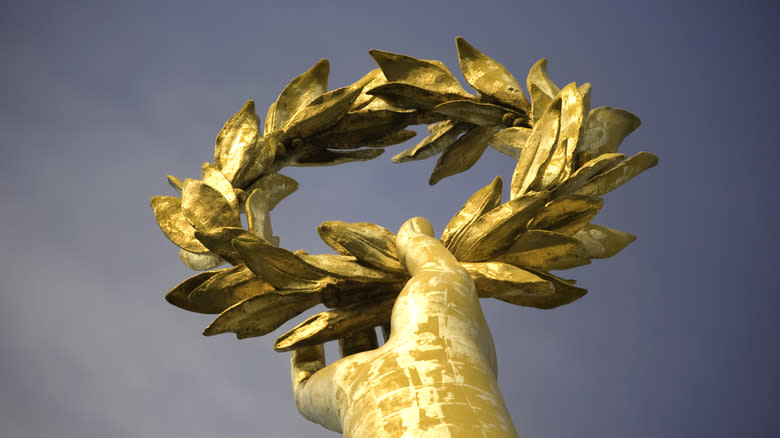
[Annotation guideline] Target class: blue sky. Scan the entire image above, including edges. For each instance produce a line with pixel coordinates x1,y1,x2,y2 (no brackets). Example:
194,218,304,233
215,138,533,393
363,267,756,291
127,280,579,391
1,1,778,436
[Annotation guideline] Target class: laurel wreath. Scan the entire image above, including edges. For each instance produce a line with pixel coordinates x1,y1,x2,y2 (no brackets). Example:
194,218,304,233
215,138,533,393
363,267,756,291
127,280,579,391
150,37,657,352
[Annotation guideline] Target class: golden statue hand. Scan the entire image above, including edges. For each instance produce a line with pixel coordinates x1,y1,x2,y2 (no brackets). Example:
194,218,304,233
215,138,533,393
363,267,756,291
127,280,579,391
291,217,518,437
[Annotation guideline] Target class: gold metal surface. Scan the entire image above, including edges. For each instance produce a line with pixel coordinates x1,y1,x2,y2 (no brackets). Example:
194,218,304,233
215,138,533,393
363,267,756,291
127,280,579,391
151,39,658,436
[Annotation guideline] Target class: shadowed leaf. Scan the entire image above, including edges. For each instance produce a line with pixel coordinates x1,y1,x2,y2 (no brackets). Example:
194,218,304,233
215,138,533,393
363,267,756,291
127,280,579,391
274,296,395,351
317,221,404,273
493,230,583,270
392,120,471,163
367,82,466,111
243,172,299,211
150,196,209,253
575,106,641,168
456,36,530,112
529,195,603,236
462,262,553,299
429,125,499,185
495,270,587,309
232,234,327,289
201,162,239,214
194,227,262,266
434,100,511,126
571,224,636,259
299,254,402,283
305,109,413,149
187,264,275,314
245,188,277,244
574,152,658,197
292,148,384,166
214,101,270,187
441,176,502,249
265,59,329,134
203,289,322,339
489,127,531,160
165,270,221,311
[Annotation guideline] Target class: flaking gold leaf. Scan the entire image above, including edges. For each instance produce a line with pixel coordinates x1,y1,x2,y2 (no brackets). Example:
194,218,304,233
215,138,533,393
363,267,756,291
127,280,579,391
433,100,512,126
392,120,470,163
462,262,553,299
575,106,641,168
493,230,583,270
317,221,404,273
266,59,329,134
150,196,209,253
188,264,275,314
180,179,242,230
574,152,658,197
571,224,636,259
178,249,225,271
441,176,502,249
369,49,470,97
455,37,530,112
429,125,499,185
489,127,531,160
203,289,322,339
451,191,549,262
527,58,560,123
529,195,603,236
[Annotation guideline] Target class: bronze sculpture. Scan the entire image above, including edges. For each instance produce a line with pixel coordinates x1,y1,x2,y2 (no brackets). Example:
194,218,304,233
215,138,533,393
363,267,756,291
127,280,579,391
151,37,656,436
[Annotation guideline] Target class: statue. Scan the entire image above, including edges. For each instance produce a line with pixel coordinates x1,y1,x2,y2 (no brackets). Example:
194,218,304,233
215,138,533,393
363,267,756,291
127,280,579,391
151,37,657,436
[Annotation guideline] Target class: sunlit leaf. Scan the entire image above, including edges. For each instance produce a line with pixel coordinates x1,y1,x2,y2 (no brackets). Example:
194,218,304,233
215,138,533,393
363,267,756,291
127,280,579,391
369,49,470,96
429,125,499,185
511,98,561,198
526,58,560,123
201,162,239,215
166,174,183,195
552,153,625,197
180,179,241,230
150,196,209,253
214,100,271,187
245,188,277,244
455,36,530,112
265,59,329,134
574,152,658,197
451,191,549,262
243,172,299,212
433,100,512,126
441,176,502,249
574,106,641,168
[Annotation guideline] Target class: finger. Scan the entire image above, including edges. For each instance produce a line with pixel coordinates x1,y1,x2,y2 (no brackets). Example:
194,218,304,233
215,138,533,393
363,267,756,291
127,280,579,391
396,216,460,276
290,345,342,433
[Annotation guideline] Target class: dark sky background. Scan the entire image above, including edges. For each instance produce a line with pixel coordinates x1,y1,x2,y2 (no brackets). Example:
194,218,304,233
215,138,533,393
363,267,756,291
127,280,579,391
2,1,778,437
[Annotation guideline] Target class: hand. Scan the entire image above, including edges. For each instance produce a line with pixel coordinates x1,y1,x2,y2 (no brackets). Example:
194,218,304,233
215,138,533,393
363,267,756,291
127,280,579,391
291,217,518,437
